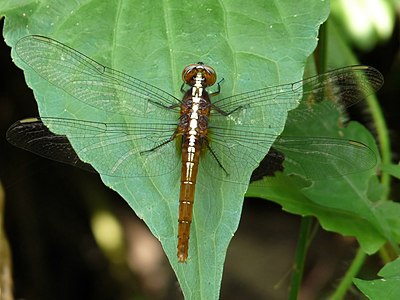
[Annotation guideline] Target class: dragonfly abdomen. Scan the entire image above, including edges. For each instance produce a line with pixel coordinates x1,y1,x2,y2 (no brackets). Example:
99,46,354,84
178,139,201,262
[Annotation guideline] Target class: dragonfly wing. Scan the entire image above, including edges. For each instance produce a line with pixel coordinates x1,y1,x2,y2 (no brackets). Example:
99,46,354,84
6,118,97,173
204,125,377,183
203,125,279,183
298,65,383,109
15,35,181,118
212,66,383,118
7,117,181,177
271,135,377,180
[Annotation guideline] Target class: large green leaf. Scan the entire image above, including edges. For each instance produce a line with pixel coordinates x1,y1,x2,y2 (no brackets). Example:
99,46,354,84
2,0,329,298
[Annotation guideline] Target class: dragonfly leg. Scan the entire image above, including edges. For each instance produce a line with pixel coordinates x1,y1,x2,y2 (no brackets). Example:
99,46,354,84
180,82,186,93
205,141,229,176
147,99,181,110
211,104,247,116
140,130,179,155
209,78,224,97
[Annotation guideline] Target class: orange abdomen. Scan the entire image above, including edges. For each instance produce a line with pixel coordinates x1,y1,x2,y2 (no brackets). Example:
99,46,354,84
177,140,201,262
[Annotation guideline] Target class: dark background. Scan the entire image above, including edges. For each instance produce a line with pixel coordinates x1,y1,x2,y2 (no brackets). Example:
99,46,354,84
1,15,399,300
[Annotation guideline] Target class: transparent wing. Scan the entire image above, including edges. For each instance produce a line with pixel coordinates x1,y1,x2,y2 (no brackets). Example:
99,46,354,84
7,117,181,177
202,125,377,183
271,136,377,180
212,65,383,117
15,35,181,118
202,125,278,182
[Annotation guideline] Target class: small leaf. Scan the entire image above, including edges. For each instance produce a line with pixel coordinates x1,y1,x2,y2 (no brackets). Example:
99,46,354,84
381,164,400,179
354,258,400,300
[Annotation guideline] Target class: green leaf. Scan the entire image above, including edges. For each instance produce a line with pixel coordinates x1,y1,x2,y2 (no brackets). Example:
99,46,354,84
2,0,329,298
381,164,400,179
354,258,400,300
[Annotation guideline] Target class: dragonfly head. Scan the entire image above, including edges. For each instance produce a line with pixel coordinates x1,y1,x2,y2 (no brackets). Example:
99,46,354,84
182,62,217,87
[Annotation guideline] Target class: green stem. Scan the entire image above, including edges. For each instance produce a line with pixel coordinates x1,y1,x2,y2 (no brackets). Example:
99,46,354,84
329,249,366,300
365,91,392,197
289,216,313,300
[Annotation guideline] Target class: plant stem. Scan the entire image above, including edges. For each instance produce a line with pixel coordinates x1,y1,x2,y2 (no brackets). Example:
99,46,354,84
365,90,392,196
329,248,366,300
289,216,313,300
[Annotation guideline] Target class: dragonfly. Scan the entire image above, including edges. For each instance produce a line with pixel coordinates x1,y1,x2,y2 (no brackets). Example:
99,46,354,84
7,35,384,262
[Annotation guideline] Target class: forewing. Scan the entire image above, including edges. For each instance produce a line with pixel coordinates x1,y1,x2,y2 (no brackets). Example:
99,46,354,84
212,66,383,116
7,117,181,177
15,35,181,118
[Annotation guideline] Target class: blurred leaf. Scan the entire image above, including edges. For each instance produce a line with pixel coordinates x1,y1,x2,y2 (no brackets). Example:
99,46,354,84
354,258,400,300
331,0,395,50
381,164,400,179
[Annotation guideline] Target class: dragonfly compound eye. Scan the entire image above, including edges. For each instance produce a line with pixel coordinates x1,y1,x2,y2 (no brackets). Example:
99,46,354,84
182,63,217,87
